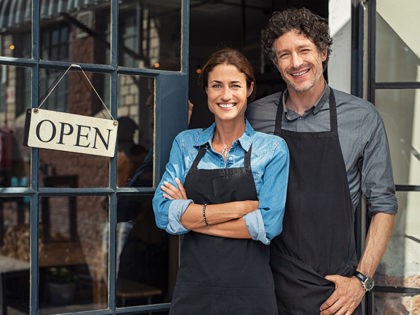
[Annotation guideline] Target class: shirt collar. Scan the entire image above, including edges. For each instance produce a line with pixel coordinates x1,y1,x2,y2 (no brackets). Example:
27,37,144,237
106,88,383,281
195,119,255,152
282,84,331,120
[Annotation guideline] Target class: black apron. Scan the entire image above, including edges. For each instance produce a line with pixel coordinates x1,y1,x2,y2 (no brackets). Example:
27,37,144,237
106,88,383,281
170,145,277,315
271,90,360,314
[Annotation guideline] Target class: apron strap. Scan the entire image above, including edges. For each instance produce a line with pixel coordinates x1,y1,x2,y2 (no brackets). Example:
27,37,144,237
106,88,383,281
190,145,207,170
190,144,253,171
275,88,338,133
244,145,252,171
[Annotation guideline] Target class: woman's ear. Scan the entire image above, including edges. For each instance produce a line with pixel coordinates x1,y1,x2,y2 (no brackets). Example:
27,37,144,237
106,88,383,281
247,82,255,98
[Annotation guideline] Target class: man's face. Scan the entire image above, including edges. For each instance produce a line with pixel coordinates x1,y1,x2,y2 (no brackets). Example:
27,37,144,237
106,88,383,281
273,30,327,95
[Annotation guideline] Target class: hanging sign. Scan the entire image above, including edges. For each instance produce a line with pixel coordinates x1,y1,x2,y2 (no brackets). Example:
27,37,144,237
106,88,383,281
24,108,118,157
23,64,118,157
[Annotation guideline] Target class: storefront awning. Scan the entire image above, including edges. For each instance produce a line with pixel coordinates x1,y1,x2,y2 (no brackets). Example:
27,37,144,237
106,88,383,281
0,0,109,32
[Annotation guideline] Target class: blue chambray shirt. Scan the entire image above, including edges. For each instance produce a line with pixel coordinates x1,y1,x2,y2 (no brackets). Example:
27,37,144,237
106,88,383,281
152,119,289,245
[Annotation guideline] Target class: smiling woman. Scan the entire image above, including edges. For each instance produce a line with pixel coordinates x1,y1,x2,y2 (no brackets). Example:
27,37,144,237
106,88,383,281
152,48,290,315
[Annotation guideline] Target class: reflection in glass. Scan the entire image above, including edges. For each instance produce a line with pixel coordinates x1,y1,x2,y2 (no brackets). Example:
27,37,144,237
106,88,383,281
0,65,31,187
374,292,417,314
375,89,420,186
39,0,110,64
0,1,32,59
115,195,169,307
375,3,420,83
0,197,30,314
117,75,154,188
119,0,181,70
39,195,108,313
375,191,420,314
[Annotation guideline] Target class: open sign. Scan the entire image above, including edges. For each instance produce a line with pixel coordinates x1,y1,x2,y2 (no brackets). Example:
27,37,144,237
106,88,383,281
24,108,118,157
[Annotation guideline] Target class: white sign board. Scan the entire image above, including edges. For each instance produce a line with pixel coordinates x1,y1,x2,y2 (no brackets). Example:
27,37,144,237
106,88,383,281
24,108,118,157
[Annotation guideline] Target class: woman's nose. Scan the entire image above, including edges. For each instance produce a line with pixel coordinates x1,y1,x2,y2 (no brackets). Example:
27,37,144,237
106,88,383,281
221,87,233,100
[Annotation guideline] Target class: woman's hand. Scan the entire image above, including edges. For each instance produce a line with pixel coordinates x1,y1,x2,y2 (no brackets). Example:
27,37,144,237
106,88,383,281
161,178,188,200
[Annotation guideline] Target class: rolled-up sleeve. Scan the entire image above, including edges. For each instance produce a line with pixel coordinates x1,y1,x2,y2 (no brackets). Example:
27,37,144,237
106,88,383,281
245,136,289,244
152,134,193,234
362,110,398,215
167,199,193,234
243,210,268,244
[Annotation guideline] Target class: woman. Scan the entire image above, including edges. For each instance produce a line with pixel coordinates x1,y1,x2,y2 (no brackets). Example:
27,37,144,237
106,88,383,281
152,48,289,315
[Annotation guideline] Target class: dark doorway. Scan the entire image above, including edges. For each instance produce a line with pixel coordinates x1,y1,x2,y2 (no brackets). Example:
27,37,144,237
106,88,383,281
188,0,328,128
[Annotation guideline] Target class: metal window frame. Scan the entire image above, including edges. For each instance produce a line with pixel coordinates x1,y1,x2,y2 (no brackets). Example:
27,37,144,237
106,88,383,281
0,0,189,314
365,0,420,313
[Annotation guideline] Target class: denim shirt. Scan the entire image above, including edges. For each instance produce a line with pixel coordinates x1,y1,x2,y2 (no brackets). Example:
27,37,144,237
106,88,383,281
152,119,289,245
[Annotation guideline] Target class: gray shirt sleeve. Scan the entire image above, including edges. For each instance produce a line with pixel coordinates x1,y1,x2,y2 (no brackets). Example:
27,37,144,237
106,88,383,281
247,88,398,215
358,103,398,215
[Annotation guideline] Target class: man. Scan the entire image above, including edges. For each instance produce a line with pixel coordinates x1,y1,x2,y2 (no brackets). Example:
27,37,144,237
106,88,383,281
246,7,397,315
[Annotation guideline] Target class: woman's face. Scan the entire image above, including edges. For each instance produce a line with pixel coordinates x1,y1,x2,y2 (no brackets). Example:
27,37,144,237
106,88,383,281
205,63,253,124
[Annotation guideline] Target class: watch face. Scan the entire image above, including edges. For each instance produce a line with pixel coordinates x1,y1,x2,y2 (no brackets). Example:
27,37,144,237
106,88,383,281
364,278,374,291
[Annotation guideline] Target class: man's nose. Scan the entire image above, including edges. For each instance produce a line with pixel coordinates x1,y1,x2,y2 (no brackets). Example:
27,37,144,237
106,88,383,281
290,52,303,68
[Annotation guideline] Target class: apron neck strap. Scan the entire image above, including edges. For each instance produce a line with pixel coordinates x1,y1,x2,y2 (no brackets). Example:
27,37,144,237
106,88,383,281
190,143,253,170
275,88,338,133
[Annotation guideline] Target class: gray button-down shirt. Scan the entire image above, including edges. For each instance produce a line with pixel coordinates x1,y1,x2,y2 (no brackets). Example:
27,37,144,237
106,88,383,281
246,85,397,215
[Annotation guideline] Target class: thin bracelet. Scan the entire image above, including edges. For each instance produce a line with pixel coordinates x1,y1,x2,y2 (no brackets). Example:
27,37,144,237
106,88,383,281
202,203,209,226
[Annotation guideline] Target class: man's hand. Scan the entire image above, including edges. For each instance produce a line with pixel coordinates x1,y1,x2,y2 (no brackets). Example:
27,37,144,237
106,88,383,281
320,274,365,315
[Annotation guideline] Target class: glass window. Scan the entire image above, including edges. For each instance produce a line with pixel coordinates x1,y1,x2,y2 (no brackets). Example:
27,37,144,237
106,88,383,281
0,1,32,59
375,1,420,82
41,23,70,61
0,197,30,314
119,0,182,70
375,89,420,186
374,191,420,314
117,75,154,187
114,195,170,307
39,195,108,313
0,65,31,188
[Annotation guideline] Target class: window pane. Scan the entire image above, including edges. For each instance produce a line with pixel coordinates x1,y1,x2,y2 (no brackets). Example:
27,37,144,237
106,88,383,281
40,0,111,64
0,2,32,58
375,89,420,185
115,195,170,307
374,191,420,314
39,195,108,313
119,0,181,70
376,1,420,82
117,75,154,188
0,65,31,188
0,197,30,314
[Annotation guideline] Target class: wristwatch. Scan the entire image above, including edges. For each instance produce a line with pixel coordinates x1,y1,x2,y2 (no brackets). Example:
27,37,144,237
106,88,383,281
353,270,375,292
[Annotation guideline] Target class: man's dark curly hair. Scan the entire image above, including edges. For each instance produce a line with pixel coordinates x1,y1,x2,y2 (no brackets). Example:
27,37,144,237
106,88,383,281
262,7,332,68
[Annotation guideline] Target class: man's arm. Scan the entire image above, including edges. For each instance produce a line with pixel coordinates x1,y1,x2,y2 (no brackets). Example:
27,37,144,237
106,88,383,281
320,212,395,315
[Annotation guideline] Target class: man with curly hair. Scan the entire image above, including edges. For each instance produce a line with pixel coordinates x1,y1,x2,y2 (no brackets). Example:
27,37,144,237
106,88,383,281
247,7,397,315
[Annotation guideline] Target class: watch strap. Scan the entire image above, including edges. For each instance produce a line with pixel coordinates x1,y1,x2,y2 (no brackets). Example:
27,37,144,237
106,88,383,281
354,270,374,291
